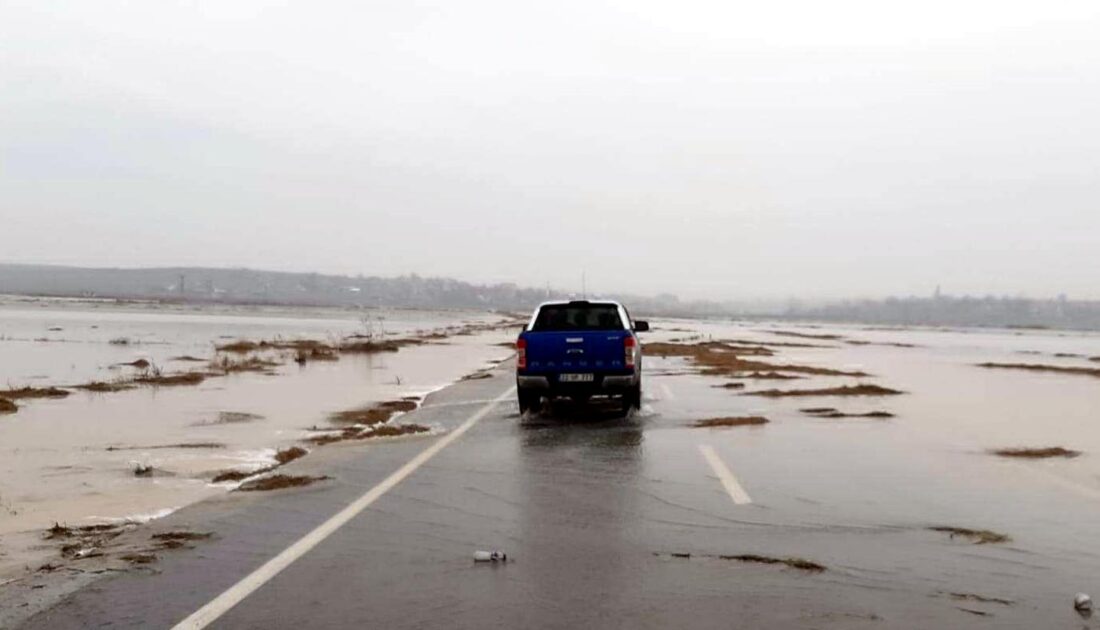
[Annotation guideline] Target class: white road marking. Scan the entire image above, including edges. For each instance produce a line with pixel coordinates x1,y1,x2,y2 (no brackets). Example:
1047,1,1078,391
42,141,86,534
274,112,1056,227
699,444,753,505
659,382,676,401
172,386,516,630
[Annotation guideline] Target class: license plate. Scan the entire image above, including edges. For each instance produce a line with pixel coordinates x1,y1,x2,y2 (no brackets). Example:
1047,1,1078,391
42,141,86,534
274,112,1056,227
559,373,594,383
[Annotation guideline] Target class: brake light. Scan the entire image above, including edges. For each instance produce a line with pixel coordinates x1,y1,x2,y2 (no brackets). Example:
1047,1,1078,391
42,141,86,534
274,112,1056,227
624,335,636,368
516,337,527,369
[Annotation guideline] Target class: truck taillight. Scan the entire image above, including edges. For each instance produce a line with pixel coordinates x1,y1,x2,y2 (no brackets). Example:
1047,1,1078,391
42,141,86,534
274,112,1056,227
624,336,636,368
516,338,527,369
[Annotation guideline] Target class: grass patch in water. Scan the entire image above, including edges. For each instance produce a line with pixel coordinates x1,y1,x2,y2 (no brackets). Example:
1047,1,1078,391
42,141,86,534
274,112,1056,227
991,446,1080,459
692,416,769,428
238,474,331,492
976,362,1100,378
929,526,1010,545
0,386,70,400
747,384,903,398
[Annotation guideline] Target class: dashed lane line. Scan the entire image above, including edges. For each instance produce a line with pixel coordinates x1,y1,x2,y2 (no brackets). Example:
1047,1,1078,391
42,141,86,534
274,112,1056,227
699,444,753,505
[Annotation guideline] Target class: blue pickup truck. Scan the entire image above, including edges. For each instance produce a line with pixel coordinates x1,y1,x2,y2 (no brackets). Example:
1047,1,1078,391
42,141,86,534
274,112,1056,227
515,300,649,414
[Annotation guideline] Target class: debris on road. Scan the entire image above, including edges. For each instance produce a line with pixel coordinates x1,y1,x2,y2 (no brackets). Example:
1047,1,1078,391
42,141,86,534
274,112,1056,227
928,526,1010,545
473,550,507,563
1075,593,1092,613
991,447,1081,459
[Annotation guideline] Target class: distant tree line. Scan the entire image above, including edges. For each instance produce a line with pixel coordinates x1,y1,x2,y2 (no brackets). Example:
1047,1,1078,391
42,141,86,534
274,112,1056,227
784,294,1100,331
0,264,729,318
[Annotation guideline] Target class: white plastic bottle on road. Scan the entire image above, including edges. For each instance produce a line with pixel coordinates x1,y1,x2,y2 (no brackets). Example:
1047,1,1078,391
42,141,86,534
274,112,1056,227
473,550,507,563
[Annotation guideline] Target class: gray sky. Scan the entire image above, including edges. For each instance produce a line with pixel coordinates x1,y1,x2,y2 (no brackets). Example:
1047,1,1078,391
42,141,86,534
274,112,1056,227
3,0,1099,300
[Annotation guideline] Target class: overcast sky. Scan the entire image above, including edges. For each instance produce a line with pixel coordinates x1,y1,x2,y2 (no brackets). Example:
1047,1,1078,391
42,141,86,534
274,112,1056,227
3,1,1099,300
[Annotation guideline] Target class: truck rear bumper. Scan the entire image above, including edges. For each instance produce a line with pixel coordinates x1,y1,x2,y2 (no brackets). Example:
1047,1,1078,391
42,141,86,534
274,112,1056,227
517,373,637,391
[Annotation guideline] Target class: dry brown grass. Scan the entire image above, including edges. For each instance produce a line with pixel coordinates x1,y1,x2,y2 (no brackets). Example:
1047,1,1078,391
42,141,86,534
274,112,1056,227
723,338,832,348
929,526,1010,545
747,384,903,398
212,469,255,483
991,447,1081,459
339,338,421,354
948,593,1014,606
294,347,339,364
75,381,135,393
238,474,331,492
719,554,827,572
976,362,1100,378
801,408,895,418
210,356,280,375
329,400,418,425
274,446,308,465
357,423,431,439
769,330,844,340
215,411,264,424
713,382,745,389
692,416,769,428
0,386,70,400
151,531,213,543
740,372,803,380
643,341,867,378
0,398,16,414
118,359,151,369
106,442,224,451
133,371,207,387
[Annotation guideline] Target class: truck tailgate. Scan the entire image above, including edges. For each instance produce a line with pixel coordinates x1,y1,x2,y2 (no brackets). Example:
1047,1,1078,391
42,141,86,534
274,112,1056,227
524,330,629,372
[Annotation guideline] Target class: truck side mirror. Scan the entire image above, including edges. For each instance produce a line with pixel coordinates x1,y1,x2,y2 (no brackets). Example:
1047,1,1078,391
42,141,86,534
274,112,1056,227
633,320,649,332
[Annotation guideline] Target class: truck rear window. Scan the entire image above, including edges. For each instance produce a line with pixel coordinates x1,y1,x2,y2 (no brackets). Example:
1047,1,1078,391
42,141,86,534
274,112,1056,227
531,304,623,332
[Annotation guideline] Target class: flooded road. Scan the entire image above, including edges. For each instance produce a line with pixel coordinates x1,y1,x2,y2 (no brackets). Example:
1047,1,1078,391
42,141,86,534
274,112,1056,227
0,299,515,575
6,315,1100,628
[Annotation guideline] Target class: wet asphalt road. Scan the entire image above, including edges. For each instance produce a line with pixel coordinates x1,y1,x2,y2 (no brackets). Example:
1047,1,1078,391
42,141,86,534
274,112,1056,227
21,365,1100,629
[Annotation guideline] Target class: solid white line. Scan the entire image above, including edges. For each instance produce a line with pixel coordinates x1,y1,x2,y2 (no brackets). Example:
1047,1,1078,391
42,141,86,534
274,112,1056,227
659,382,676,401
699,444,753,505
172,386,516,630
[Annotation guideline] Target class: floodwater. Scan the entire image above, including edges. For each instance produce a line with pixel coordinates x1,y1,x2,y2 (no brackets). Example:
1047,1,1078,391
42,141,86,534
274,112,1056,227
6,306,1100,626
0,298,515,566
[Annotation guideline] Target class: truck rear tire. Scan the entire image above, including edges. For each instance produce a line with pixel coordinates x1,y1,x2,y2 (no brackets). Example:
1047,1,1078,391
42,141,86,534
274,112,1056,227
518,390,539,414
621,384,641,414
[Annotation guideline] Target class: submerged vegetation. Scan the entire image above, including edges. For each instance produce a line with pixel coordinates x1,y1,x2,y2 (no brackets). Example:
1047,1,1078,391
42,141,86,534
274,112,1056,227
238,474,331,492
643,341,868,378
800,407,895,418
991,447,1081,459
0,398,16,414
975,362,1100,379
929,526,1010,545
329,400,418,425
0,386,70,400
747,384,903,398
692,416,769,428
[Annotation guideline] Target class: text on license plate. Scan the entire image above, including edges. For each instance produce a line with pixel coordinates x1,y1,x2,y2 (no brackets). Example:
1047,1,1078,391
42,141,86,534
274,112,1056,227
559,373,594,383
